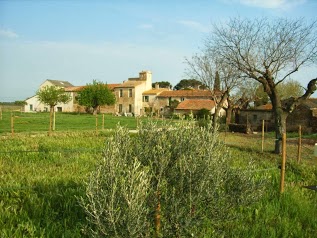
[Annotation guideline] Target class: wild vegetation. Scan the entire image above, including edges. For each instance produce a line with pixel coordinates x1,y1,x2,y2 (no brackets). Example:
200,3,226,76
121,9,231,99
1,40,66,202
0,116,316,237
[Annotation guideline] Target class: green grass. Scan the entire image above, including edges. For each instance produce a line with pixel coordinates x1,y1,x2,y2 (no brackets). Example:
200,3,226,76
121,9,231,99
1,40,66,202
0,132,106,237
0,122,317,237
0,111,155,134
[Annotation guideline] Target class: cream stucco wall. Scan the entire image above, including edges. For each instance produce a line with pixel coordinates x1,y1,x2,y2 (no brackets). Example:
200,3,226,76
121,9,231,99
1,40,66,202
114,71,152,115
24,88,74,113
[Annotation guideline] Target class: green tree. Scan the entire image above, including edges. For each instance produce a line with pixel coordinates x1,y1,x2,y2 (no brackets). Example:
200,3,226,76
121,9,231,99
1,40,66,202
254,80,304,107
152,81,171,88
173,79,206,90
14,100,27,112
254,85,270,107
277,79,304,100
36,85,71,134
209,17,317,153
77,80,116,115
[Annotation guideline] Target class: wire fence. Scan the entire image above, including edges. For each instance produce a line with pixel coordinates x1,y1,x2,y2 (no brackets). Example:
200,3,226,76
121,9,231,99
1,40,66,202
0,111,140,135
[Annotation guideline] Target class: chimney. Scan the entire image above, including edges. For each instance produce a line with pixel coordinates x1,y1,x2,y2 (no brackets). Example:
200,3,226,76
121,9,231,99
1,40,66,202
139,70,152,90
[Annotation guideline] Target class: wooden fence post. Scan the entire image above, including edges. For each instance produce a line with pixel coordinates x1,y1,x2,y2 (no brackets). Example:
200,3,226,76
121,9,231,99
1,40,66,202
53,110,56,131
261,120,265,152
297,125,302,163
95,114,98,135
280,133,287,194
102,114,105,130
11,112,14,136
0,106,2,120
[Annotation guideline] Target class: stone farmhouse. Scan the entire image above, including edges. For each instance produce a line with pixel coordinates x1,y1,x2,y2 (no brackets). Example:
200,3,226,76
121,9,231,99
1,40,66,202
24,71,222,117
25,80,75,112
236,100,317,133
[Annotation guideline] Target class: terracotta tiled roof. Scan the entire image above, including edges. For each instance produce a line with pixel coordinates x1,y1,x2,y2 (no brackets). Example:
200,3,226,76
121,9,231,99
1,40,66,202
64,84,119,92
143,88,170,95
256,104,272,110
158,89,219,98
64,86,85,92
107,84,121,90
176,99,215,110
114,80,144,88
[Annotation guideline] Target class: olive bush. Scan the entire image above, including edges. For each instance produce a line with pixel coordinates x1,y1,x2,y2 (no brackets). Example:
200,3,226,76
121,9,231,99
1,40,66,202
80,121,265,237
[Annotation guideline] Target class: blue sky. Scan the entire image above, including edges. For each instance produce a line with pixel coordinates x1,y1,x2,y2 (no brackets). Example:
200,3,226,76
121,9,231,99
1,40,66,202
0,0,316,101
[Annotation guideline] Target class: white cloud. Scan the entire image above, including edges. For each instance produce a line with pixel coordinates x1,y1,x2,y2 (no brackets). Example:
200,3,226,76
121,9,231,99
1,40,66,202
0,28,19,38
178,20,209,33
235,0,306,9
138,24,154,29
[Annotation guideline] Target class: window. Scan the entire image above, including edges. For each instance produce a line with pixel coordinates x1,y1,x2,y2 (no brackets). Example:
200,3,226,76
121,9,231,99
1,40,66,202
29,104,33,111
44,107,48,112
181,97,185,101
129,89,132,97
119,104,123,113
119,89,123,97
129,104,132,113
143,96,149,102
57,107,62,112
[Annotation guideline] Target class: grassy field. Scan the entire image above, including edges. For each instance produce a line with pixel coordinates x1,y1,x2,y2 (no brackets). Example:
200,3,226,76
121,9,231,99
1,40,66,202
0,116,316,237
0,111,147,134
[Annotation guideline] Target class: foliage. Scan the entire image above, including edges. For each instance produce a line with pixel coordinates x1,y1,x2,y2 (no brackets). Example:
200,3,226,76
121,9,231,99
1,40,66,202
1,129,317,237
14,100,27,106
77,80,116,115
255,84,270,107
36,85,72,134
173,79,206,90
168,99,180,111
81,121,265,237
36,85,71,107
152,81,171,88
255,80,304,106
196,108,211,119
277,79,305,100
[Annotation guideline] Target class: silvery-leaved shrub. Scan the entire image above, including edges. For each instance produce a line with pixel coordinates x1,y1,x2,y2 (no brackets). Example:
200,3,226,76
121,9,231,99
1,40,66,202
80,121,265,237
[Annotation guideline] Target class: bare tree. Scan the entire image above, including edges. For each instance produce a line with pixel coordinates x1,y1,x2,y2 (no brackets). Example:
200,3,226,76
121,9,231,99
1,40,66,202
185,51,241,129
227,79,261,124
208,17,317,153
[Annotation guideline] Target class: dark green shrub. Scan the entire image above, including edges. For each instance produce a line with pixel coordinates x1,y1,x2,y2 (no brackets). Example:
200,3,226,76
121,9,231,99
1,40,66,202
196,108,211,119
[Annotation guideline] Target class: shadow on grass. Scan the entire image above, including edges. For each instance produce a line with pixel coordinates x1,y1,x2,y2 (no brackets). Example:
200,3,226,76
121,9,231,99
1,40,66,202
1,179,88,237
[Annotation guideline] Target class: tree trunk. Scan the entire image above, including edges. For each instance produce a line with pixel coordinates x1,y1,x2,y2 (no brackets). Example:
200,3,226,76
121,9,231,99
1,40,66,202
212,91,229,132
93,106,98,115
212,106,220,131
271,95,288,154
49,106,54,136
226,106,233,125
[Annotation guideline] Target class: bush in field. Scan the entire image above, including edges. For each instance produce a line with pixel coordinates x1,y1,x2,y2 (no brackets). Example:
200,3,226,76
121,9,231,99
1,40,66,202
80,121,265,237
